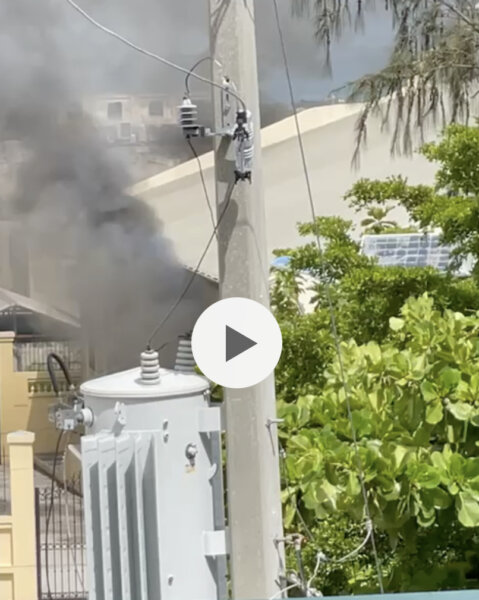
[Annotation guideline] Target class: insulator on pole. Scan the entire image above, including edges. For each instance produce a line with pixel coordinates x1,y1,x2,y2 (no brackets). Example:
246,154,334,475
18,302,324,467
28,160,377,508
178,96,200,138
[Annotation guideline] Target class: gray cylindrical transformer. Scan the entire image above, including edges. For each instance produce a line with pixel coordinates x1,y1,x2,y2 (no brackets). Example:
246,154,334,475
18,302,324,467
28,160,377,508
80,352,226,600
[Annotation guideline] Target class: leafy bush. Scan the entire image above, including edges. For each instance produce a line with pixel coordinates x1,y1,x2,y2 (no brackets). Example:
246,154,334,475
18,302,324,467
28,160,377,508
278,296,479,592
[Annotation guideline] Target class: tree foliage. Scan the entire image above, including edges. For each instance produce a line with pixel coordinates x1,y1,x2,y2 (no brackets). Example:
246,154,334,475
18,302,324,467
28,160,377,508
346,123,479,277
293,0,479,157
273,123,479,593
279,296,479,593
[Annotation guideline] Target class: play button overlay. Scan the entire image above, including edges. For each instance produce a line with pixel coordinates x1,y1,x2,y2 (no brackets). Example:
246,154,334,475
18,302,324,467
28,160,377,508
226,325,257,362
192,297,282,389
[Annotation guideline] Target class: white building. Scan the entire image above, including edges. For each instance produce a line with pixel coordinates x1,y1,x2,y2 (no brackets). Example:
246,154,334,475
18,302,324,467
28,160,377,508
127,102,442,348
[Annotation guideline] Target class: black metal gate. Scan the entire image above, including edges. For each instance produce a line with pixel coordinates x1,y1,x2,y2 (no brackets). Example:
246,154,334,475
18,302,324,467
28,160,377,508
35,475,88,600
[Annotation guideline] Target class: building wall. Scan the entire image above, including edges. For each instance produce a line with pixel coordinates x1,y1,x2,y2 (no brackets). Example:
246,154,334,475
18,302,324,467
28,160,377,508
81,93,178,144
0,431,37,600
0,332,79,456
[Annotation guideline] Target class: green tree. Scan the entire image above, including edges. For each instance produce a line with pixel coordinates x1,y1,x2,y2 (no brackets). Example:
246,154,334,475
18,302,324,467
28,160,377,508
279,296,479,593
273,123,479,594
293,1,479,156
346,123,479,278
360,205,398,234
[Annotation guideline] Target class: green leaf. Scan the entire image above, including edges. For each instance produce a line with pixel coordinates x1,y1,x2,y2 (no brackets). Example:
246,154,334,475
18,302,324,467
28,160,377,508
289,434,312,451
414,464,441,489
421,487,452,510
431,451,447,472
464,457,479,480
456,491,479,527
317,480,338,509
439,368,461,388
283,501,296,528
421,380,437,402
426,399,443,424
394,445,411,470
447,401,474,422
346,472,361,496
389,317,405,331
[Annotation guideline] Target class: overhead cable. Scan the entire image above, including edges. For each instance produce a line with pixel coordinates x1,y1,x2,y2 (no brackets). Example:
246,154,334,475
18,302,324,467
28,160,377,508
147,185,234,347
64,0,246,109
186,137,217,236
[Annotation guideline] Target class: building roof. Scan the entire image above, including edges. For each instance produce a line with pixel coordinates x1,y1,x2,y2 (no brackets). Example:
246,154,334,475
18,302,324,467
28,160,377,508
0,287,79,328
129,103,439,280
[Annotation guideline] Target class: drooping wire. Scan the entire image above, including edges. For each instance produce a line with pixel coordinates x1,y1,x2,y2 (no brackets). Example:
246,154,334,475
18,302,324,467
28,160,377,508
271,0,385,592
63,0,246,110
269,581,300,600
45,431,64,600
186,137,217,237
147,184,234,347
47,352,73,396
185,57,223,97
306,519,373,591
270,581,300,600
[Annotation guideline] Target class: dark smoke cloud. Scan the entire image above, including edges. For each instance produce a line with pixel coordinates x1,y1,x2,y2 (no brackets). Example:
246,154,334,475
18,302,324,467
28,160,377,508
0,0,393,371
0,1,184,372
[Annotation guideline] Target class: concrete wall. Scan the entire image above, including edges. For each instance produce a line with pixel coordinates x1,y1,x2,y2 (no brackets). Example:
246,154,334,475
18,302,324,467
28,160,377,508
0,431,37,600
130,104,440,279
0,332,76,456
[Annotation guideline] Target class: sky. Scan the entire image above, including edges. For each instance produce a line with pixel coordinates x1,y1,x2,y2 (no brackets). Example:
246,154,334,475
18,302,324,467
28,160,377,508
51,0,396,103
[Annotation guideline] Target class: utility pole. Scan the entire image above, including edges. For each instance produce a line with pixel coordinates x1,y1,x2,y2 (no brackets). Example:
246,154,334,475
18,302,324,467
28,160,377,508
208,1,285,598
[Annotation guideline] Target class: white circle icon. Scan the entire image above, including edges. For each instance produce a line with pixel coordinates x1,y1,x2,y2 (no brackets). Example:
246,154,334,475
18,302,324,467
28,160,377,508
191,297,283,389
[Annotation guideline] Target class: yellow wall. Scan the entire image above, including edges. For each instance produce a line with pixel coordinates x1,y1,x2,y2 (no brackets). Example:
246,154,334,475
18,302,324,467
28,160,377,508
0,332,78,456
0,431,37,600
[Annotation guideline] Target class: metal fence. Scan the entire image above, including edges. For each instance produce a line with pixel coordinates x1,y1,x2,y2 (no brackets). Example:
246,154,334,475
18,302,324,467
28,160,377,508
36,474,87,600
13,340,83,374
0,445,10,515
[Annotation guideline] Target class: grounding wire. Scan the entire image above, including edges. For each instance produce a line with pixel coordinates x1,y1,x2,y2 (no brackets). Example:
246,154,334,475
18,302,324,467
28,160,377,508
186,137,217,237
269,581,300,600
306,519,373,592
185,56,223,97
64,0,246,110
271,0,385,593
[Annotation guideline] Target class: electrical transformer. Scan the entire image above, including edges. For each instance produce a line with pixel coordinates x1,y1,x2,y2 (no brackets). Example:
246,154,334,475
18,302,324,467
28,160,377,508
80,349,227,600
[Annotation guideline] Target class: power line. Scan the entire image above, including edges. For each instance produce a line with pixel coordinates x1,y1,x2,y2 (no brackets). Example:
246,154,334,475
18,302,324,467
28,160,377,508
147,183,234,347
185,56,223,97
63,0,246,110
186,137,217,237
271,0,385,593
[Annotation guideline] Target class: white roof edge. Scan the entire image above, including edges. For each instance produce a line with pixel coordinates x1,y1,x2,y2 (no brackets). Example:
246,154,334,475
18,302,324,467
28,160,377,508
128,102,365,197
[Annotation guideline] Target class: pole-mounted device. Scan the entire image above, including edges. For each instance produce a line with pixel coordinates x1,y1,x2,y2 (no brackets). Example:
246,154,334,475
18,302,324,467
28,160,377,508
178,76,254,183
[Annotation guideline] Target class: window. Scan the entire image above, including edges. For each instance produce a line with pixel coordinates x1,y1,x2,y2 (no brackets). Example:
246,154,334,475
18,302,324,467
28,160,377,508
107,101,123,120
149,100,164,117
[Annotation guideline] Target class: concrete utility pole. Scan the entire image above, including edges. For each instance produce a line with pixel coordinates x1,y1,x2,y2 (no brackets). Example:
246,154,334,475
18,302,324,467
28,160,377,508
208,1,285,598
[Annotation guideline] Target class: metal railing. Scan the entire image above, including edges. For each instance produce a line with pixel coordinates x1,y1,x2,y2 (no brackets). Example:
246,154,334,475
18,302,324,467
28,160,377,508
0,445,10,515
36,473,87,600
13,341,83,374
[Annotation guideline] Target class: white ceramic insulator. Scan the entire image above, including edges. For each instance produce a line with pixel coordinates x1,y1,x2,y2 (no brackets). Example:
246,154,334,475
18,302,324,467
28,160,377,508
140,349,161,384
175,337,196,373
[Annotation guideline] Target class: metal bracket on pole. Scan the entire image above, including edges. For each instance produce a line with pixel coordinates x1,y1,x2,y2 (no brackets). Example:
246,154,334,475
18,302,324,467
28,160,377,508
203,530,227,557
198,407,222,433
266,417,284,430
